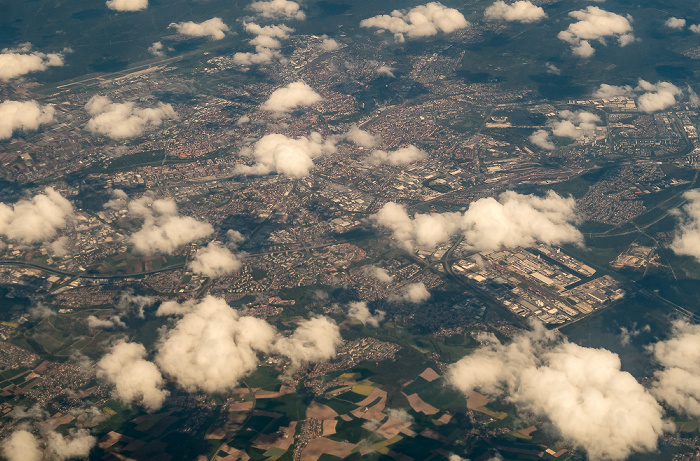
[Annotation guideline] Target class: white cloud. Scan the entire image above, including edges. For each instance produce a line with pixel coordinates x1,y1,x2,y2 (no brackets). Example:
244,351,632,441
365,145,426,166
188,242,243,278
148,41,165,57
235,132,336,178
665,17,686,29
635,79,682,113
365,265,393,283
593,83,634,99
320,37,341,51
154,296,276,393
1,430,41,461
394,282,430,303
339,125,379,148
529,129,555,150
0,100,55,140
649,321,700,418
48,236,70,257
117,291,155,319
558,6,635,57
361,2,469,41
372,191,582,251
376,65,395,77
106,0,148,12
168,17,230,40
156,298,199,317
446,323,669,460
0,188,74,244
251,0,305,20
127,194,214,255
45,429,96,460
97,341,168,411
545,62,560,75
273,316,343,366
86,315,126,330
261,80,323,113
670,189,700,261
85,95,177,139
549,110,601,139
233,23,293,66
28,303,54,320
484,1,546,23
0,44,64,81
348,301,386,327
690,24,700,33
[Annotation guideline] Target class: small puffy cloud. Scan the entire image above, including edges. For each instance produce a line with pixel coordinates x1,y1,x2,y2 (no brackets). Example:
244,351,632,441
348,301,386,327
273,316,343,366
188,242,243,278
97,341,168,411
86,315,126,329
649,320,700,417
365,145,426,166
0,44,64,81
261,80,323,113
251,0,305,20
530,129,555,150
45,429,96,460
545,62,560,75
670,189,700,261
236,132,336,178
106,0,148,12
665,17,686,29
365,265,393,283
0,100,55,140
386,408,414,423
594,83,634,99
117,291,155,318
233,23,293,66
691,24,700,33
558,6,635,57
446,323,669,460
376,65,395,77
372,191,582,251
155,295,277,393
48,236,70,257
127,194,214,255
168,17,230,40
484,1,546,23
339,125,379,148
321,37,341,51
360,2,469,40
226,229,246,246
29,303,55,320
549,110,601,139
0,188,74,244
148,41,165,57
635,79,682,113
156,298,199,317
395,282,430,303
85,96,177,139
1,430,41,461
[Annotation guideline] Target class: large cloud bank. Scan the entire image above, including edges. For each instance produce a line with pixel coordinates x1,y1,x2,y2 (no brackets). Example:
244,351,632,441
126,194,214,254
236,132,336,178
106,0,148,11
365,145,426,166
233,23,294,66
85,95,177,139
188,242,243,278
0,188,74,244
649,321,700,417
594,80,683,113
261,80,323,113
558,6,635,58
484,1,546,23
168,17,230,40
1,430,41,461
360,2,469,41
0,44,64,81
372,191,582,251
251,0,305,20
0,100,55,140
446,323,669,460
669,189,700,261
97,341,168,412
